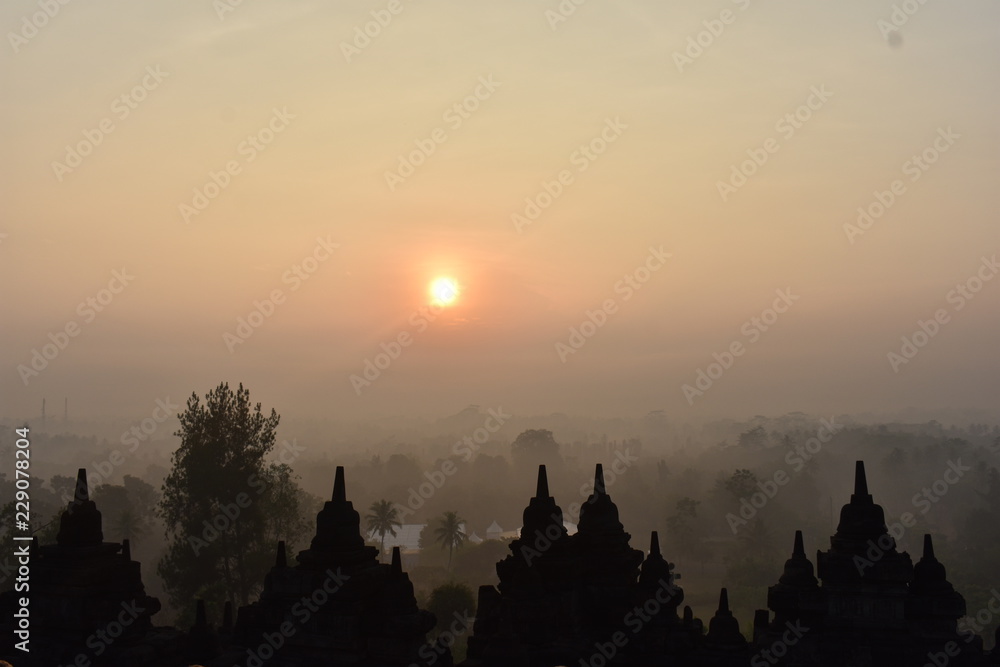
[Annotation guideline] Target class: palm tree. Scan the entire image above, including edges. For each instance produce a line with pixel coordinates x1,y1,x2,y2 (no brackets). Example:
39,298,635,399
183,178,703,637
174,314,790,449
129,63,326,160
366,500,402,562
433,511,467,570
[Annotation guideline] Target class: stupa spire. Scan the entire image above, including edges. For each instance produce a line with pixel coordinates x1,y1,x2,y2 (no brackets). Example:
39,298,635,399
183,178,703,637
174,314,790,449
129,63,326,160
853,461,870,500
793,530,805,557
276,540,287,568
333,466,346,502
594,464,606,496
75,467,89,503
536,465,549,498
391,546,402,576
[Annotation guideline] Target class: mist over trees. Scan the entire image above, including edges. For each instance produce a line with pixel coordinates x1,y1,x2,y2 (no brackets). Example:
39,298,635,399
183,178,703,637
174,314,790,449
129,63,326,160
2,404,999,648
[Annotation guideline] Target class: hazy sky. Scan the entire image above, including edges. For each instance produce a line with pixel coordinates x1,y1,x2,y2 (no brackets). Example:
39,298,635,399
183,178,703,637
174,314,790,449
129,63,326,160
2,0,998,422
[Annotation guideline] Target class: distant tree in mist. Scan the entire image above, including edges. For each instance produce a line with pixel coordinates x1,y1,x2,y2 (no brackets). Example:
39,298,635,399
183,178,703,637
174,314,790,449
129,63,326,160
737,519,777,561
452,539,509,586
49,474,77,504
665,497,711,570
665,497,699,550
93,475,158,547
722,469,759,501
737,426,768,450
511,429,560,469
156,382,306,616
367,499,402,562
657,460,670,485
433,511,467,570
385,454,422,487
113,508,146,544
880,447,907,477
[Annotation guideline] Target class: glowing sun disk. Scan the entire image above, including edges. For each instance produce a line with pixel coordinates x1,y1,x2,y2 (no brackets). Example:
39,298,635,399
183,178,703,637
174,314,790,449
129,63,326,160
430,277,460,306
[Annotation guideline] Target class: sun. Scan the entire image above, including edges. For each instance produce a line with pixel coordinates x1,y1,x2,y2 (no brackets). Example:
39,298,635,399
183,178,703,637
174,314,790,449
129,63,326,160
429,276,460,307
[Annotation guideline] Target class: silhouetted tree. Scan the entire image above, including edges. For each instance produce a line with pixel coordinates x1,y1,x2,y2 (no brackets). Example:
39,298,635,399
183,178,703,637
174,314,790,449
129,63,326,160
427,581,476,637
157,382,304,614
433,511,467,569
367,499,402,562
425,581,476,662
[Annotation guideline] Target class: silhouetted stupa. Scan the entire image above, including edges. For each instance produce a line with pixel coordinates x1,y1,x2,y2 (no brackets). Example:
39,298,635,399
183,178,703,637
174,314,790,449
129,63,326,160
0,468,181,666
463,464,699,667
753,461,982,667
226,465,444,666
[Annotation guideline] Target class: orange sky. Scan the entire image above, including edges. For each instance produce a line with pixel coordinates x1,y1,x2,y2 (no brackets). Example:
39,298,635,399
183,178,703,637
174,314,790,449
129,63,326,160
2,0,999,421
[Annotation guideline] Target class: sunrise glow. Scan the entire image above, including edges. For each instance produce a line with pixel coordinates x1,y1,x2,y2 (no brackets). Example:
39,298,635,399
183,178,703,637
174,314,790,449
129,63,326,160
429,277,460,307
